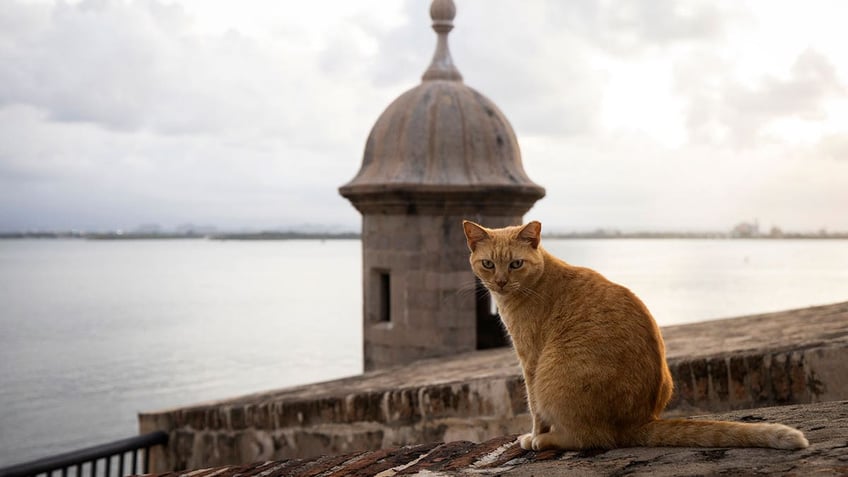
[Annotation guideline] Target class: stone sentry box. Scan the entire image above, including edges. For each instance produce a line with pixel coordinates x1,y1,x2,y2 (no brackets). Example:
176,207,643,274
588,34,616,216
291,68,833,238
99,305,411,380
339,0,545,371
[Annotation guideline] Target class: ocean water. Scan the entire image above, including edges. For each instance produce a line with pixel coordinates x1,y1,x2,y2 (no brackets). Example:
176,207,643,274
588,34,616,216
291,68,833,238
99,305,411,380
0,239,362,466
1,238,846,466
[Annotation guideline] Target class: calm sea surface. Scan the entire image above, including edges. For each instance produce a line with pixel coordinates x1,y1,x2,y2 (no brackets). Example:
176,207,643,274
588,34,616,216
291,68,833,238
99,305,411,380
1,238,847,465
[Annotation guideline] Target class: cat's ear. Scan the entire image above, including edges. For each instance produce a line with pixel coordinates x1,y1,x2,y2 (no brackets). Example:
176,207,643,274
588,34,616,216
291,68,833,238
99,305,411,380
463,220,490,252
518,221,542,249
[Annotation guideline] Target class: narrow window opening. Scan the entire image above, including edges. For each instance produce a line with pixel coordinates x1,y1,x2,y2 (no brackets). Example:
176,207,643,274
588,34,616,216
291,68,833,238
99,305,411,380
378,271,391,323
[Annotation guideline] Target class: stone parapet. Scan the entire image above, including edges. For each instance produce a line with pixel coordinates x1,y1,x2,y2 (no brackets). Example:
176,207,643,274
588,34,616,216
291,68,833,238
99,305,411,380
149,400,848,476
139,302,848,471
662,302,848,414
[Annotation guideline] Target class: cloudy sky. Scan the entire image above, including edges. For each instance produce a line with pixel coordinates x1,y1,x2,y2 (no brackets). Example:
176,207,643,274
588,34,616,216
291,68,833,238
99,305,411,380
1,0,847,233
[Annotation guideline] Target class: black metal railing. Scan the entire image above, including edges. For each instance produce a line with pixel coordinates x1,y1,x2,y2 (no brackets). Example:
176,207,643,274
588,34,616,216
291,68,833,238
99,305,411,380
0,431,169,477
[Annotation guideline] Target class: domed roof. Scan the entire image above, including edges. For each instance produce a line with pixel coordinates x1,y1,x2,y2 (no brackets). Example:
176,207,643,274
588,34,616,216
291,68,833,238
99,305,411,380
339,0,544,213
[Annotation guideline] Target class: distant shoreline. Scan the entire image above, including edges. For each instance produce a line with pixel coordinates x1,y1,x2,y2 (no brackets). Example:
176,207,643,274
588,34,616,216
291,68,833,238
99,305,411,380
2,231,847,240
0,231,360,241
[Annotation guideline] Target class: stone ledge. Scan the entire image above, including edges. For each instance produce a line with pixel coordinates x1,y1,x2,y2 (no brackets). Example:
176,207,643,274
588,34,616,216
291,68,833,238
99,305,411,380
144,302,848,410
139,302,848,469
151,400,848,476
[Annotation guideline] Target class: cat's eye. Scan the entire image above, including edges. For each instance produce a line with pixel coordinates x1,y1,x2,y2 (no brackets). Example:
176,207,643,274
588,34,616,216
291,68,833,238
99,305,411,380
481,259,495,269
509,259,524,270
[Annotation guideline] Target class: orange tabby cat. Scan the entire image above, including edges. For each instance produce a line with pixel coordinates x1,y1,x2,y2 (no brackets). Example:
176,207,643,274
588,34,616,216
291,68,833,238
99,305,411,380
463,220,808,451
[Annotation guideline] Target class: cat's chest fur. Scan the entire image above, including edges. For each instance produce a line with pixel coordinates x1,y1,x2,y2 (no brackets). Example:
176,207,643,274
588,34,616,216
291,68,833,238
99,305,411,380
494,294,551,372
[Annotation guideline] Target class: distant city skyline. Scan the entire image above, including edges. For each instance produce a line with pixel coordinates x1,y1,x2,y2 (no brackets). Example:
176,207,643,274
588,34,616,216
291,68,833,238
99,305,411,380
1,0,847,233
4,218,846,237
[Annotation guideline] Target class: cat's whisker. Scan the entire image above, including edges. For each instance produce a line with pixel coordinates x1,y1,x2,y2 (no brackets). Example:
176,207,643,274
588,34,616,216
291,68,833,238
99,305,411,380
455,282,478,298
455,281,492,300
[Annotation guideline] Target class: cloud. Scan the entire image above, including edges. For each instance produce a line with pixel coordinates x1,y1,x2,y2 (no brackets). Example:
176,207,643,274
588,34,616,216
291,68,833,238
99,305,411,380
552,0,732,55
0,104,358,231
1,0,847,233
367,0,430,88
0,0,386,229
436,2,608,137
362,0,736,139
0,0,185,131
816,134,848,161
675,49,845,146
0,0,367,144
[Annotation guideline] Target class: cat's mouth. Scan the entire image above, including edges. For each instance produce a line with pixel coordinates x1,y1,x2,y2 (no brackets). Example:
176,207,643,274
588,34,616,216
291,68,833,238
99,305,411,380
486,281,516,295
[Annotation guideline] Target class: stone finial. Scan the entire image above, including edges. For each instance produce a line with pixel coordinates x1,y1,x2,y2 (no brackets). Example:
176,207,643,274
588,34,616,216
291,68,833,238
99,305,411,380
422,0,463,82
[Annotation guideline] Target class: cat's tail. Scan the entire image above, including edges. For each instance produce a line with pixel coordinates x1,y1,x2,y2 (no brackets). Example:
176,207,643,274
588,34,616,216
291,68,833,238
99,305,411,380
629,419,809,450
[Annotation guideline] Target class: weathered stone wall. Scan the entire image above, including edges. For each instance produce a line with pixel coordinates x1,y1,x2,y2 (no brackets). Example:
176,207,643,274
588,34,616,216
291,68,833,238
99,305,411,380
660,302,848,415
360,213,520,370
139,302,848,472
148,400,848,477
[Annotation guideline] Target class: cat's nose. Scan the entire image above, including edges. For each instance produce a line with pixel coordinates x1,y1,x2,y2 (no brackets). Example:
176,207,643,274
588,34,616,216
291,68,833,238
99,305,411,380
496,279,508,289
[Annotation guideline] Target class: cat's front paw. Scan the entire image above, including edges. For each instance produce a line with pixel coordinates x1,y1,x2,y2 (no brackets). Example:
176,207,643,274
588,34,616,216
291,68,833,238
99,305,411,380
518,433,534,450
531,434,553,451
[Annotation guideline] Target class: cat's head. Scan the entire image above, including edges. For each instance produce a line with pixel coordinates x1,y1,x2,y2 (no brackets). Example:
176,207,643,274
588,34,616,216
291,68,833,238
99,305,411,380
462,220,545,296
